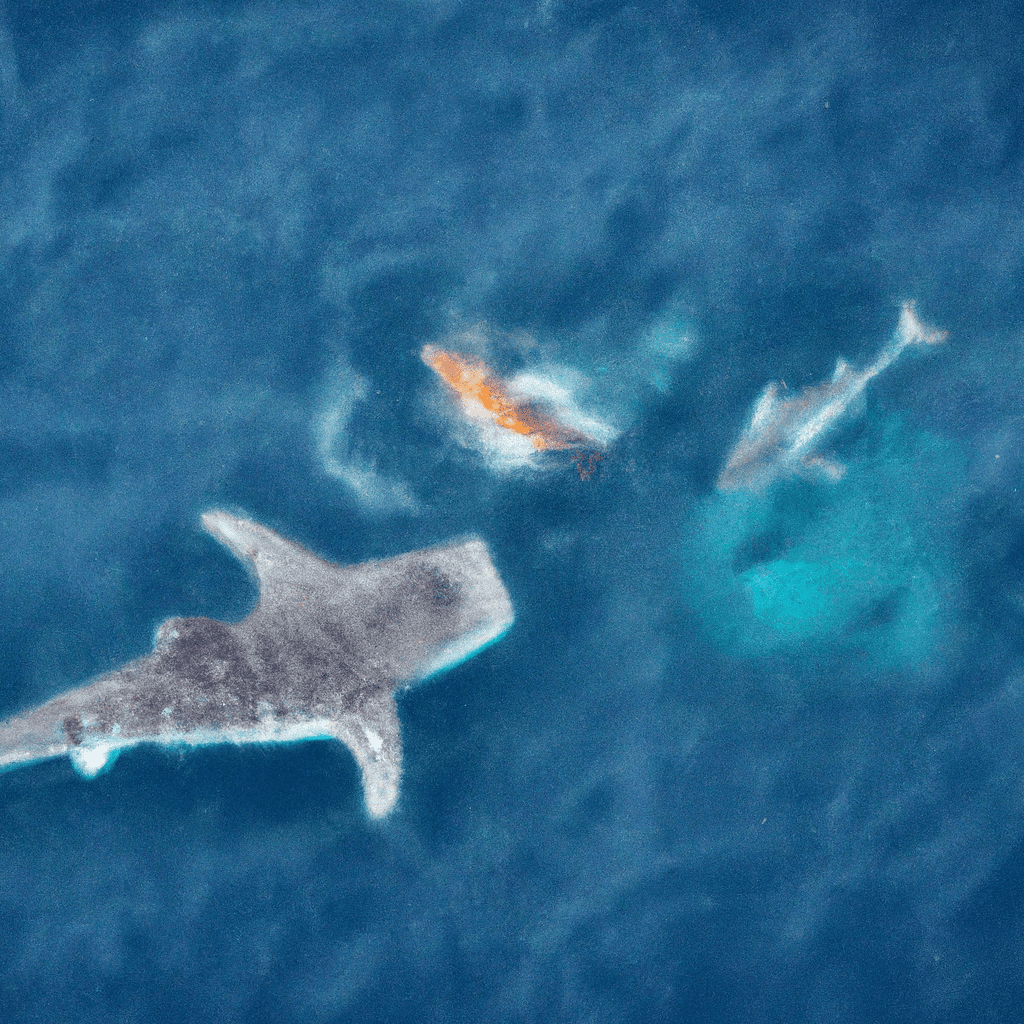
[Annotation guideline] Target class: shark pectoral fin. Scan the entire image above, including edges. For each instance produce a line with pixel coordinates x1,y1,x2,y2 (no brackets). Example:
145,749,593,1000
358,751,400,820
331,694,403,819
801,455,846,482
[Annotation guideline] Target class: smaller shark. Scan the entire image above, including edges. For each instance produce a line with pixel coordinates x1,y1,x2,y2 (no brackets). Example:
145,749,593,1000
717,302,946,492
0,512,514,818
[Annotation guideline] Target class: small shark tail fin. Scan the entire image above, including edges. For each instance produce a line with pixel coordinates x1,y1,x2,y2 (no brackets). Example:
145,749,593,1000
897,301,947,349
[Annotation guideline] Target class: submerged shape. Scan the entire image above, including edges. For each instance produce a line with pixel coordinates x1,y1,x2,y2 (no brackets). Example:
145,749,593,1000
681,416,963,668
717,302,946,492
0,512,514,818
421,344,613,471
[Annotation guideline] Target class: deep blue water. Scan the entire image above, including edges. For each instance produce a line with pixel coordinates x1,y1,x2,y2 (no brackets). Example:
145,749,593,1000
2,0,1024,1020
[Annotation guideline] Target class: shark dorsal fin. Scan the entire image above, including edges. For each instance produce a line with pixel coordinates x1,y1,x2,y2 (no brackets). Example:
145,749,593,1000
750,383,781,431
831,358,851,383
201,510,514,685
201,511,323,593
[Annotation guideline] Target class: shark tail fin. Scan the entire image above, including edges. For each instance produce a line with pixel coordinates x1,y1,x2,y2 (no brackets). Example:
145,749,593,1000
898,302,947,348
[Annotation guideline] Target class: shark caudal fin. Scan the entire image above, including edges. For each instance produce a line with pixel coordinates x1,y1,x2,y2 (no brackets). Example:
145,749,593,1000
897,302,947,348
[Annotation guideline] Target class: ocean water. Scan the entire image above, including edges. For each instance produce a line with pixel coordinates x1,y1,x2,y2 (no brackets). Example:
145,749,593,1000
2,0,1024,1020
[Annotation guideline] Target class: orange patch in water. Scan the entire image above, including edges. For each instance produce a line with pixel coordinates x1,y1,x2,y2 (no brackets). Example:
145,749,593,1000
421,345,592,452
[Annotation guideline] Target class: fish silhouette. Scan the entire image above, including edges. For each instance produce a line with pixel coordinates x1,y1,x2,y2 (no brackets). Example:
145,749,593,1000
421,344,612,457
0,512,514,818
717,302,946,492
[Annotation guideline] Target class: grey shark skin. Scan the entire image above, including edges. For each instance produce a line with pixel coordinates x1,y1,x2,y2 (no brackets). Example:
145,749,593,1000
0,512,514,818
717,302,947,492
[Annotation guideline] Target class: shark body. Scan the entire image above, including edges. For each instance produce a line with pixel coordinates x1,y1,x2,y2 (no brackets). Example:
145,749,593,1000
717,302,946,492
0,511,514,818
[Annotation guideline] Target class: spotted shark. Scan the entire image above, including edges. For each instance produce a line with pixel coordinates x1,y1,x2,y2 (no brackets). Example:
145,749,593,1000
0,511,514,818
717,302,946,492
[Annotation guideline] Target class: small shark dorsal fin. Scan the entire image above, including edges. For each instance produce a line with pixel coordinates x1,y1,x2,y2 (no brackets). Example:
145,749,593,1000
750,383,781,431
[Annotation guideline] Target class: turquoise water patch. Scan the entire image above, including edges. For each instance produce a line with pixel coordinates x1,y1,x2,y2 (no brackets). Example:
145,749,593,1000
743,558,862,635
681,417,960,666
